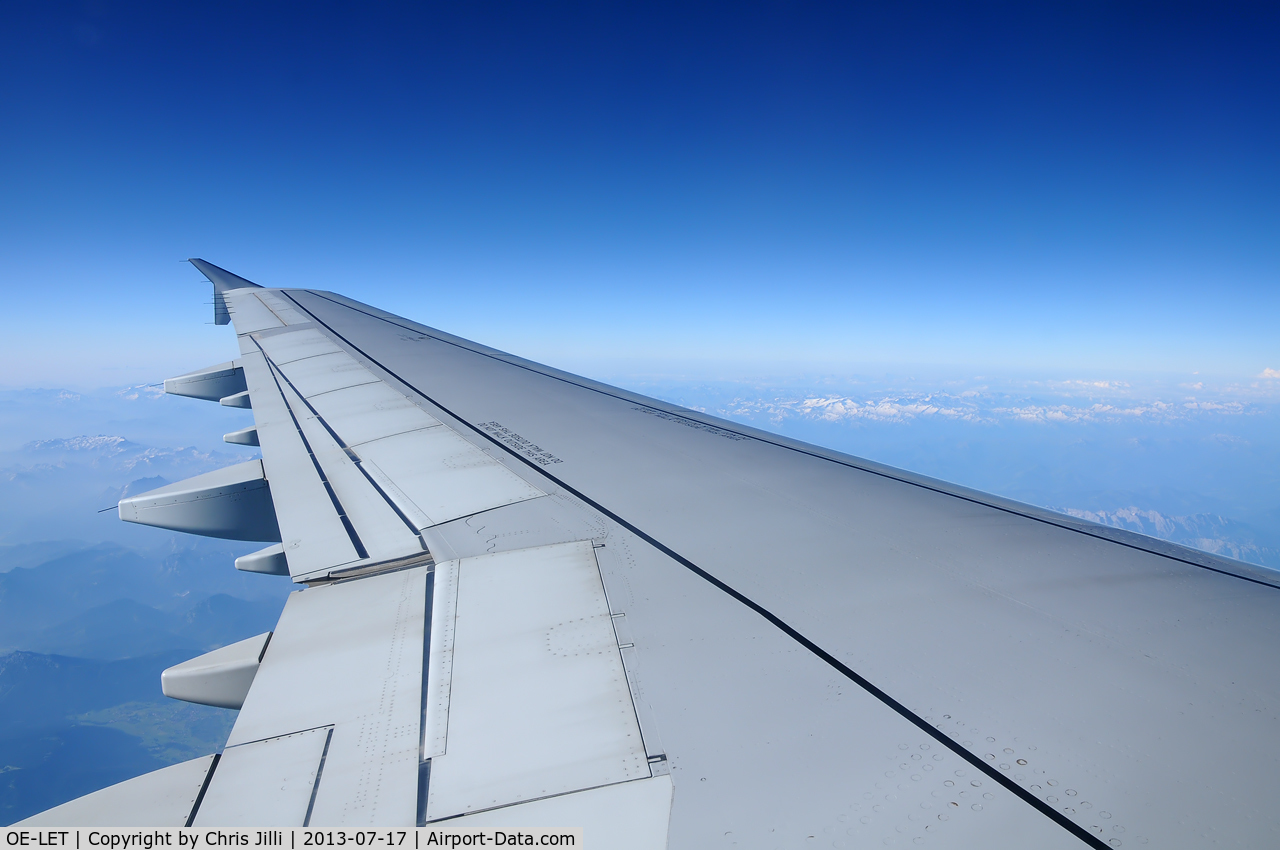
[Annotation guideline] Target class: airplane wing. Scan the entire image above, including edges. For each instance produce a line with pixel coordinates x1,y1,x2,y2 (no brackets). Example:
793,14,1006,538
20,260,1280,848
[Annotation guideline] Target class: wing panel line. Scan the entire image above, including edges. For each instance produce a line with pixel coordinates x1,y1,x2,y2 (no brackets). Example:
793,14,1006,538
302,727,334,828
184,752,221,828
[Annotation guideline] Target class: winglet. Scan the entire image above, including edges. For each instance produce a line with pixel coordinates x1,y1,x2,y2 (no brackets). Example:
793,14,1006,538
188,258,262,325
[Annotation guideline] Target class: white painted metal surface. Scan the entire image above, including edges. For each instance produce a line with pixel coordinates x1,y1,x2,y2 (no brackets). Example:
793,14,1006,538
221,567,429,825
423,557,459,760
256,326,343,365
307,380,442,446
425,542,650,820
192,258,255,325
257,289,312,325
219,390,252,408
279,376,424,564
420,494,610,563
224,290,285,334
117,459,279,541
445,776,674,849
360,458,435,531
162,632,271,709
236,542,290,575
278,350,380,398
357,427,543,528
223,424,259,445
16,754,215,826
238,347,360,576
164,360,245,401
194,727,330,826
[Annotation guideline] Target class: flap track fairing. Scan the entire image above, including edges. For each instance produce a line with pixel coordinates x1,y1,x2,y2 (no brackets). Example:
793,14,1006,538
164,361,247,402
117,459,282,542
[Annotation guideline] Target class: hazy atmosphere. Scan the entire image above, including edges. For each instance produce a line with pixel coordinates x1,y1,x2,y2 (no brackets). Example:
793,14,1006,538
1,1,1276,824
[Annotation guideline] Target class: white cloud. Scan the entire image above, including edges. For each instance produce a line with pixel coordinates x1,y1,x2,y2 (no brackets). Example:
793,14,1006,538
1259,368,1280,379
1045,379,1132,391
718,388,1259,427
1183,400,1245,413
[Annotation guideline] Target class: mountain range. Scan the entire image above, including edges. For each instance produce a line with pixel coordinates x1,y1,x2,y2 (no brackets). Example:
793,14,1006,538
1056,506,1280,567
0,539,290,824
0,428,290,824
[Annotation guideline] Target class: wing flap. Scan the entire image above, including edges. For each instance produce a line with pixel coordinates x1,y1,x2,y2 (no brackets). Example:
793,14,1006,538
202,566,430,826
193,728,330,827
424,542,651,820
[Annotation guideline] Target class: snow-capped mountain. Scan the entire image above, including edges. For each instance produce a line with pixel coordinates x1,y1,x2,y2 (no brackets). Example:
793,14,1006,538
1059,506,1280,567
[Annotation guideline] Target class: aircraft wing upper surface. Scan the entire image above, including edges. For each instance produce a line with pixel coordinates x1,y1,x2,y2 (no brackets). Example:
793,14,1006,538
21,261,1280,848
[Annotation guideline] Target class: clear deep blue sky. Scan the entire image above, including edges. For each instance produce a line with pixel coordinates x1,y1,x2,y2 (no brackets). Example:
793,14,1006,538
1,2,1276,387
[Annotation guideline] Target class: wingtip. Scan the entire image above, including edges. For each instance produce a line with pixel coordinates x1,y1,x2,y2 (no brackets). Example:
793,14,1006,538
188,258,263,291
188,258,260,326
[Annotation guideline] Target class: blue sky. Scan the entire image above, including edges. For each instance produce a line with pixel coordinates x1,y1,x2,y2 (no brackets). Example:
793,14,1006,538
4,5,1280,824
0,2,1276,387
